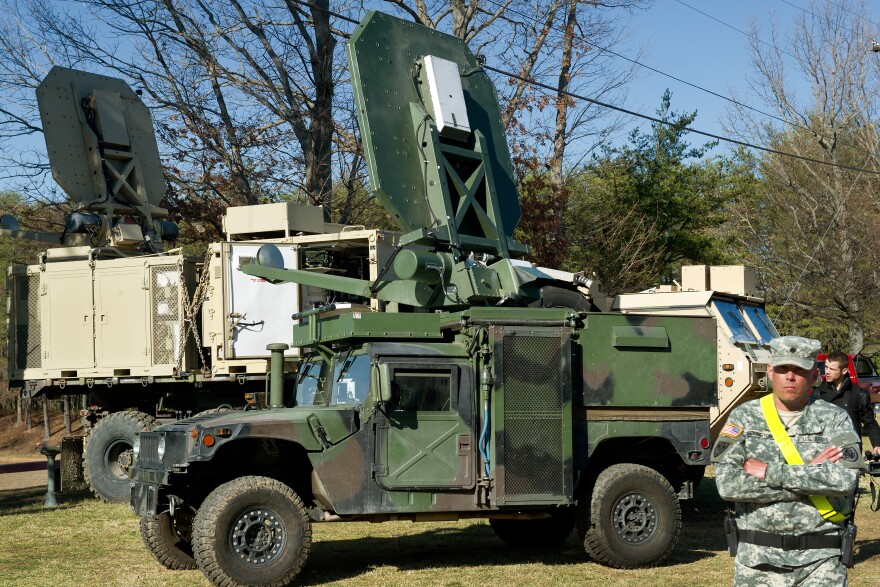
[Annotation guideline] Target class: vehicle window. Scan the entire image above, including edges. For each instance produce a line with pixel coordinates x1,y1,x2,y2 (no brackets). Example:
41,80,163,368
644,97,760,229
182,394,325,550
330,354,371,406
854,357,877,378
714,299,757,344
294,360,323,407
393,370,452,412
741,305,779,344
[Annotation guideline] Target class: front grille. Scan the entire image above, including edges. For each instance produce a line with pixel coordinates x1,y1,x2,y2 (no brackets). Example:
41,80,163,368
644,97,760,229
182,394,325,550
503,335,565,496
137,431,188,470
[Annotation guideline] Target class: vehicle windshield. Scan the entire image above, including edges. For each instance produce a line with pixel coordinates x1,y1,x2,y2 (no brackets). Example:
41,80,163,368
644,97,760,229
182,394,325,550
293,359,323,407
741,305,779,344
714,299,758,344
330,353,371,406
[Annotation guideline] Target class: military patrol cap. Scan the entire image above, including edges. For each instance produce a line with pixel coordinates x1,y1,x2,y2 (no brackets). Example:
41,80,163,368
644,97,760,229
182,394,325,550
769,336,821,370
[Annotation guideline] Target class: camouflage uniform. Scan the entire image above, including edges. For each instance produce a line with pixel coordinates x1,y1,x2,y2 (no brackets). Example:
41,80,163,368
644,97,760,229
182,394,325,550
712,337,863,586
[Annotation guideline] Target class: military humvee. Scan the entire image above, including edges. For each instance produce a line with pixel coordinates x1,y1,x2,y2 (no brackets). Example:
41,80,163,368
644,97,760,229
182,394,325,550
129,11,775,586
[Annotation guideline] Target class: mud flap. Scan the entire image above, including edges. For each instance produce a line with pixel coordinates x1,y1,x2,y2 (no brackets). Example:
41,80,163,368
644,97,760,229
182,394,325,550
61,436,88,491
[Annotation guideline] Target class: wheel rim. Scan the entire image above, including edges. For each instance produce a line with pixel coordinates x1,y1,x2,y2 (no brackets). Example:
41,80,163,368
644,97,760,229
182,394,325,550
104,439,133,480
229,508,286,567
611,492,658,544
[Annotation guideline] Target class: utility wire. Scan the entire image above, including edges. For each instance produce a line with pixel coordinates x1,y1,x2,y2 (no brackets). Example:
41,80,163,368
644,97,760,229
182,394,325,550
477,0,880,161
292,0,880,176
483,64,880,175
673,0,801,62
826,0,880,33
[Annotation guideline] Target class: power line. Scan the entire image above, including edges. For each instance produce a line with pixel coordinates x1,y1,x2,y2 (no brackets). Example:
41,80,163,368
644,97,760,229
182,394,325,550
673,0,800,62
476,0,865,157
293,0,880,177
826,0,880,33
483,63,880,175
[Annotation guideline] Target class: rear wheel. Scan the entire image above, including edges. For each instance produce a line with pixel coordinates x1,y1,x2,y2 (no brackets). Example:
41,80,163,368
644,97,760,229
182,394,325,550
578,463,680,569
193,476,311,587
141,509,197,570
83,410,157,503
489,509,575,547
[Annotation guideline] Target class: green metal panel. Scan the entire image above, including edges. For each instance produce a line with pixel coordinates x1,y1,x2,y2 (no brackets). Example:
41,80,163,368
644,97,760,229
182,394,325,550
292,311,448,347
580,314,717,408
347,11,521,256
611,325,669,348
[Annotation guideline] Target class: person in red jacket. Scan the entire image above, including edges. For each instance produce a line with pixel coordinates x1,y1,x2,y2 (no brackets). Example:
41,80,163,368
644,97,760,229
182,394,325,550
815,350,880,453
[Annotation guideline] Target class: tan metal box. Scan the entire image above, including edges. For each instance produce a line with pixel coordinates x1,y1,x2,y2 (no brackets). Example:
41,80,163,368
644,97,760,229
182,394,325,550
681,265,709,292
709,266,756,297
223,202,324,240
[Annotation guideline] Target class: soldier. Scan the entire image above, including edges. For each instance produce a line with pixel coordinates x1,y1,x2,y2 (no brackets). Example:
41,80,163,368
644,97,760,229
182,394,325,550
814,350,880,454
712,336,863,586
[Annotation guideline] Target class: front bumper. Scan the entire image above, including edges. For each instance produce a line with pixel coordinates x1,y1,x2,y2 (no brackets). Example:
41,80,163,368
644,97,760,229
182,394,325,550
130,477,160,517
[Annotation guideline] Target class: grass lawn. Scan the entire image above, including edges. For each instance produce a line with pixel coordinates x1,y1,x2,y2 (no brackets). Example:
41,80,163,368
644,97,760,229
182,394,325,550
1,473,879,587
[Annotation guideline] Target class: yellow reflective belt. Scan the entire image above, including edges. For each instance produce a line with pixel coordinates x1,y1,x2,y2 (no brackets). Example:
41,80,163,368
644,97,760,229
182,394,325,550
759,393,847,523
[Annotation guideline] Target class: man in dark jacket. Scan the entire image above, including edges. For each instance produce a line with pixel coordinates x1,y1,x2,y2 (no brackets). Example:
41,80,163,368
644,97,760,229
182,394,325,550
815,350,880,453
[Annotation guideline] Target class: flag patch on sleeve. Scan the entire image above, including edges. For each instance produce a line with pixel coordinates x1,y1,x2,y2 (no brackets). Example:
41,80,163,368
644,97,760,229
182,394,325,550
720,423,743,439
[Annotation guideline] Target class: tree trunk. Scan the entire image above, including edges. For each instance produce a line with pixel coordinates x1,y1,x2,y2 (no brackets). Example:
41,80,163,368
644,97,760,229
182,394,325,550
81,395,90,433
16,393,21,425
63,395,72,435
25,396,32,431
42,396,50,441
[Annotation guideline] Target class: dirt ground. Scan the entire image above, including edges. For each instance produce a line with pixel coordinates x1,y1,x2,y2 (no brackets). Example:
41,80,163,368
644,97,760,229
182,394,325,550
0,412,84,462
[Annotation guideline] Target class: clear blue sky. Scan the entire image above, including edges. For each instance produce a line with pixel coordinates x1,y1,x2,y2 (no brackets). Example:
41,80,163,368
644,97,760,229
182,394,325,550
618,0,880,151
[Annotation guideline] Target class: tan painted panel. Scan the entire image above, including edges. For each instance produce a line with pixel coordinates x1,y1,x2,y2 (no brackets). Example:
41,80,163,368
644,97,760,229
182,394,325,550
94,266,148,368
41,268,94,370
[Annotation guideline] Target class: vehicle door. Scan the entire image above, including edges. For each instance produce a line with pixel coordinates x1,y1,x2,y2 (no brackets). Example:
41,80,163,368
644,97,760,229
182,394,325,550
373,359,475,490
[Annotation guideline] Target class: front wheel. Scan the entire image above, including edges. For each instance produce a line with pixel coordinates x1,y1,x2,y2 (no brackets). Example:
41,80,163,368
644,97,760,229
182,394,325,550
193,476,312,587
141,510,197,570
578,463,680,569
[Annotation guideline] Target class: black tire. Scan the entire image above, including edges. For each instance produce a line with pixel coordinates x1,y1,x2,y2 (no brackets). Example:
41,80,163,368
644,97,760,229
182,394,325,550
578,463,681,569
141,510,197,570
489,509,575,547
529,286,593,311
193,476,311,587
83,410,157,503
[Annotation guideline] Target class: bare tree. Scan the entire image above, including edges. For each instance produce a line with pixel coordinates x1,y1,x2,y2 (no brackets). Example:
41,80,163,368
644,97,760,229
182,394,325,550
729,0,880,351
0,0,357,236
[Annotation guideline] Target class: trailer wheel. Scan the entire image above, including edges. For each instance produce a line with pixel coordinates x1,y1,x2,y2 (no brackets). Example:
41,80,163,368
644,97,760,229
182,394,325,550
141,510,197,570
193,476,311,587
83,410,157,503
489,509,575,547
579,463,680,569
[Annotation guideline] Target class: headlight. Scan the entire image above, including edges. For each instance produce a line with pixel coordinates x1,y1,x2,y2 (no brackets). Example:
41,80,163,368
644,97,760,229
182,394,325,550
132,435,140,457
157,436,166,460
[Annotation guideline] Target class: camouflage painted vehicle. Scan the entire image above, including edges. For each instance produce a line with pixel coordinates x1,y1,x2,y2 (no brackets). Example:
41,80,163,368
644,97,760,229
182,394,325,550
130,11,724,585
131,305,716,583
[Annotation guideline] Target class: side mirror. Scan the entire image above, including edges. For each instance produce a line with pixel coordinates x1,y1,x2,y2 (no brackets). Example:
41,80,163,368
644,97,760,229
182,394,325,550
375,363,392,403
